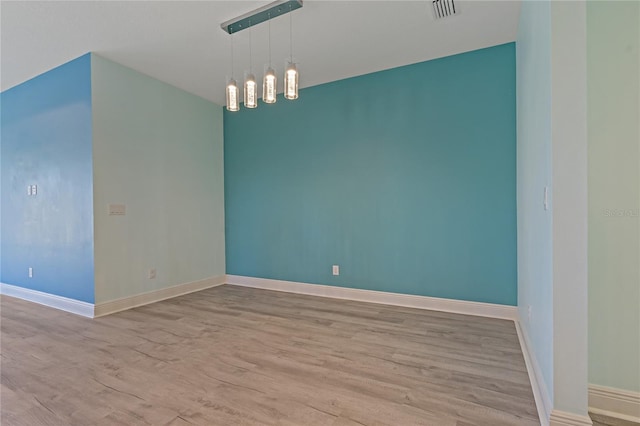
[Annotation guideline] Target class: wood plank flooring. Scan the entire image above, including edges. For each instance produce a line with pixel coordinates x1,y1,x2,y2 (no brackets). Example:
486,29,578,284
590,412,640,426
1,285,539,425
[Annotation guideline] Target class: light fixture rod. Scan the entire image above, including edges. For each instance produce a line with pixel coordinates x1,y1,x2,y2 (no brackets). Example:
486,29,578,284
230,33,234,76
268,14,272,64
289,3,293,60
221,0,303,34
249,21,253,71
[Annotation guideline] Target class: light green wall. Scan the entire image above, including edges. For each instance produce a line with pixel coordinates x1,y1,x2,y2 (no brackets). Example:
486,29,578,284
587,1,640,393
516,0,554,406
518,1,591,417
549,1,590,415
91,54,225,303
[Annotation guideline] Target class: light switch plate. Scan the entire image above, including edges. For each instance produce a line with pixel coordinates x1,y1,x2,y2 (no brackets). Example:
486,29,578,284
108,204,126,216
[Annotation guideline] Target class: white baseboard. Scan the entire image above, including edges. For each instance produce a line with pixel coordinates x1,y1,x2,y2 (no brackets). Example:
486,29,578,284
1,276,227,318
225,275,517,320
94,275,226,317
0,282,95,318
589,384,640,423
515,319,552,426
549,410,593,426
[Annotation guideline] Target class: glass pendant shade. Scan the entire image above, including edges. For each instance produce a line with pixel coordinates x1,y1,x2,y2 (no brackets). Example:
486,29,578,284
284,62,298,100
226,78,239,111
244,73,258,108
263,67,277,104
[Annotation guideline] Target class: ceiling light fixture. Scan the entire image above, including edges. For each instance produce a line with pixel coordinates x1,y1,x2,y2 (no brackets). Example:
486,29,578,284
244,21,258,109
221,0,303,111
220,0,302,35
284,3,299,101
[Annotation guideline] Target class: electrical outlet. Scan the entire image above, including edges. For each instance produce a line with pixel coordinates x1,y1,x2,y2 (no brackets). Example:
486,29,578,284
332,265,339,276
28,267,33,278
148,269,156,279
527,305,532,322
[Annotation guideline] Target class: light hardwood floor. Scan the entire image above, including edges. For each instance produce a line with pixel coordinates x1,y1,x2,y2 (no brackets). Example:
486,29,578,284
1,285,539,425
590,412,640,426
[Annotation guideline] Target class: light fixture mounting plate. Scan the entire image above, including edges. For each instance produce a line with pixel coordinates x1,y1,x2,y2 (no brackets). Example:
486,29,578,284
221,0,303,34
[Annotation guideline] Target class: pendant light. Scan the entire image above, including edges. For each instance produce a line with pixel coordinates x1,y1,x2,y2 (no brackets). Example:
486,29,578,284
284,3,299,100
262,14,277,104
227,80,240,112
244,21,258,109
226,33,239,111
221,1,303,110
244,73,258,109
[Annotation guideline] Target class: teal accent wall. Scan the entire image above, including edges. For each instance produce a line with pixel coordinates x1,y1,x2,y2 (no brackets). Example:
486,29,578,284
224,43,517,305
0,54,95,303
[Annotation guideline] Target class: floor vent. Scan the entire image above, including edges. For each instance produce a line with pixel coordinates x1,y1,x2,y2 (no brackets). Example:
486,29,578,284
432,0,458,19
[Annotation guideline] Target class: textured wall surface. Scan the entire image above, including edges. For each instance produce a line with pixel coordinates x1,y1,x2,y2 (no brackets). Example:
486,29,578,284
225,43,517,305
91,55,225,304
1,54,95,302
587,0,640,393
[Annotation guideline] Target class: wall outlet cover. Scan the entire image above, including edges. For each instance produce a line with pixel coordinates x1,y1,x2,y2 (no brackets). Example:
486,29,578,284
109,204,126,216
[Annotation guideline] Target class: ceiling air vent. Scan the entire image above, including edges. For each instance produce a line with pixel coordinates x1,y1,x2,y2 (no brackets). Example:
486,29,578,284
431,0,458,20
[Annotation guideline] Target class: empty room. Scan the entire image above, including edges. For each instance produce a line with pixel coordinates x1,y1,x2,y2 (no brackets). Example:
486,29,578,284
1,1,638,425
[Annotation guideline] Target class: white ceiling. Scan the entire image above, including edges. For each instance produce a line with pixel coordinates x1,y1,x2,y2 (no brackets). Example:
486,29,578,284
0,1,521,106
